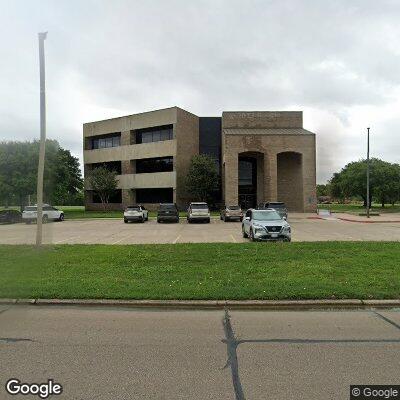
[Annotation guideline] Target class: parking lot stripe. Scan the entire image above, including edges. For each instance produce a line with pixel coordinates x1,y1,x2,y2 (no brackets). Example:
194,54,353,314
230,234,237,243
172,235,181,244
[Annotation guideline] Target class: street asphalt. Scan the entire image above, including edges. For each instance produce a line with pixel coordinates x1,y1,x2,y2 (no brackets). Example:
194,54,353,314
1,213,400,244
0,306,399,399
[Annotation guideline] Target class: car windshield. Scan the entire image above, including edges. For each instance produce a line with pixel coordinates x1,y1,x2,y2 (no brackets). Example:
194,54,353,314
160,204,176,210
269,203,285,209
253,210,282,221
126,206,140,211
24,206,36,211
191,204,208,209
227,206,240,210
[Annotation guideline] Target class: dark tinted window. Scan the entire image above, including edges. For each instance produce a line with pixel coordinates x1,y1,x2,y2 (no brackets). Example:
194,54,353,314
135,125,173,144
91,133,121,149
24,206,36,211
160,204,177,210
89,161,121,175
93,190,122,203
136,157,173,174
136,188,173,203
269,203,285,208
191,204,208,209
126,206,140,211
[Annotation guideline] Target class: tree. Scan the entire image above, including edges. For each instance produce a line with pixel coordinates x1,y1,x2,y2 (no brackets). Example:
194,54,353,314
328,158,400,207
185,154,219,202
88,167,118,211
0,140,83,208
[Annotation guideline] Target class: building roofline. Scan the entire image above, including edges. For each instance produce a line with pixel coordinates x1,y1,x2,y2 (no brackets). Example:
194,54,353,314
83,106,196,125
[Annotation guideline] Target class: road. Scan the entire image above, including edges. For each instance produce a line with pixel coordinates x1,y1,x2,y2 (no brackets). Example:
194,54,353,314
1,213,400,244
1,306,399,399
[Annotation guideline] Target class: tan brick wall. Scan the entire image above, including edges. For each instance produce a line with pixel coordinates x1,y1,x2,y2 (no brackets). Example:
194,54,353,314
174,108,199,209
222,111,302,129
222,133,316,212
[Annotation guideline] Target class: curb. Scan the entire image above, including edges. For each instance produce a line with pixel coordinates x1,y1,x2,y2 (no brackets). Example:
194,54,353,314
1,299,399,310
337,217,400,224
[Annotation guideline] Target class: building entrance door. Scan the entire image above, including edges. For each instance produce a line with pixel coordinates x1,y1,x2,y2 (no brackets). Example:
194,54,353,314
238,156,257,209
239,194,256,210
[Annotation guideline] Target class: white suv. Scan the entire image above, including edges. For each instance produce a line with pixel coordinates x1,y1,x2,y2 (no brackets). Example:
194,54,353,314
22,204,65,224
187,202,210,223
123,205,149,223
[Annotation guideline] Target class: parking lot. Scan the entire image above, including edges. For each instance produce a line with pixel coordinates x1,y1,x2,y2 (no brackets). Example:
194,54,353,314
1,213,400,244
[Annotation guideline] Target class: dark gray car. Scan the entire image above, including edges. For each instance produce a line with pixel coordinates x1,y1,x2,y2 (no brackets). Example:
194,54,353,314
258,202,288,220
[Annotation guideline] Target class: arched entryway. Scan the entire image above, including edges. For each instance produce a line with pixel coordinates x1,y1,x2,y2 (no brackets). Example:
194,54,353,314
238,152,264,209
277,152,303,211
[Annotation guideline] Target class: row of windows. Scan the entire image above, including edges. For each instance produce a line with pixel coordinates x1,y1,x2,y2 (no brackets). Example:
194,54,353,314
90,188,173,204
88,162,122,175
136,157,173,174
91,134,121,150
135,125,173,144
88,125,174,150
87,158,173,176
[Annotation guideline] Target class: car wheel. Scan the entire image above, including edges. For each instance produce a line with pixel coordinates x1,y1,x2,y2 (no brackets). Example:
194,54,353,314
59,213,64,222
124,218,128,223
242,225,248,238
240,217,243,222
42,215,48,224
207,218,210,223
157,218,161,223
140,217,144,223
175,217,179,223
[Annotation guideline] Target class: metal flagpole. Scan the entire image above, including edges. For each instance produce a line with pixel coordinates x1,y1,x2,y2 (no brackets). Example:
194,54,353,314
366,127,370,219
36,32,48,246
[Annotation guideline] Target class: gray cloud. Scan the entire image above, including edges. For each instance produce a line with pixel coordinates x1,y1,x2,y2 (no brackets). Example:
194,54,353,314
1,0,400,183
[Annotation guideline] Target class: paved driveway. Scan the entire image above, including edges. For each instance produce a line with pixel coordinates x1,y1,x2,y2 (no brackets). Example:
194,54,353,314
0,214,399,244
0,306,399,399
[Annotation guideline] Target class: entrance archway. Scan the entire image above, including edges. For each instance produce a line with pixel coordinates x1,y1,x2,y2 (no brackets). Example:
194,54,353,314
238,152,264,209
277,152,303,211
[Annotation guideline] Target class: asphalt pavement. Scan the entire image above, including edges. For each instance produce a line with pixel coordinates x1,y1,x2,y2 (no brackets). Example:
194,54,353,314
1,306,399,399
1,213,400,244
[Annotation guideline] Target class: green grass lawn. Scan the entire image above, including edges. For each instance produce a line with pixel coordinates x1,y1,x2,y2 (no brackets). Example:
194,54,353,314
1,242,399,300
318,203,400,214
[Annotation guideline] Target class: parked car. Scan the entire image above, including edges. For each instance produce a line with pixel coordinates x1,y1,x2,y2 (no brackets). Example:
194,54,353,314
123,205,148,223
0,209,22,224
187,202,210,223
220,205,243,222
242,208,291,242
157,203,179,223
258,201,288,220
22,204,64,224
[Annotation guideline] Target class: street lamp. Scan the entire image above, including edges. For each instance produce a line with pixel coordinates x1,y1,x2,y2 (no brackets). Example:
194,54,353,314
366,127,370,219
36,32,47,246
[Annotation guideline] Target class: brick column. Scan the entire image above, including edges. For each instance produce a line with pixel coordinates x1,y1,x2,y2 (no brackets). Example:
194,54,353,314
122,189,134,207
264,152,277,201
224,152,238,205
121,130,131,145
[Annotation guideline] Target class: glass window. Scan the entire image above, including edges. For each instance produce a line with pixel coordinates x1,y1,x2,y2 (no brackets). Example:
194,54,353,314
112,136,120,147
136,157,173,174
252,210,282,221
136,188,173,203
90,134,121,149
135,125,173,144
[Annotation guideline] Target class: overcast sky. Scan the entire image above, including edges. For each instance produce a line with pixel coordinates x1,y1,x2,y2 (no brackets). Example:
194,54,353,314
1,0,399,183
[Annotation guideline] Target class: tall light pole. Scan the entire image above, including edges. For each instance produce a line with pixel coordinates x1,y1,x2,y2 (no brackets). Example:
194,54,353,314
36,32,47,246
366,127,370,219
